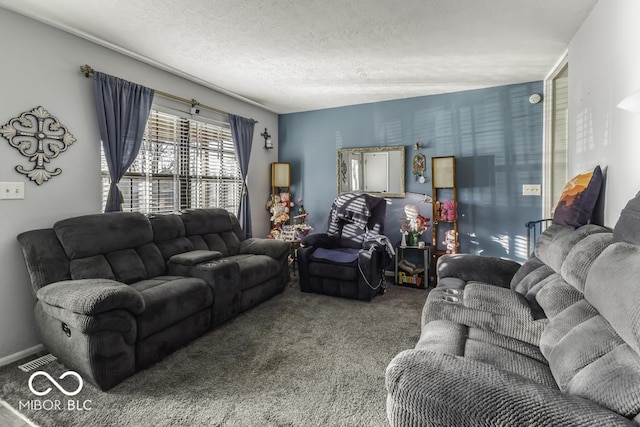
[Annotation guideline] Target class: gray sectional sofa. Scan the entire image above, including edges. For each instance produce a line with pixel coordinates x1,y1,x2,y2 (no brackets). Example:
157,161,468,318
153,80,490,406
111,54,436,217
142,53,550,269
17,208,290,390
386,193,640,426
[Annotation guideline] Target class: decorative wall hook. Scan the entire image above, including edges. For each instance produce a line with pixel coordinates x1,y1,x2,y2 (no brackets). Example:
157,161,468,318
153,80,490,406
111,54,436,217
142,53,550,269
0,106,76,185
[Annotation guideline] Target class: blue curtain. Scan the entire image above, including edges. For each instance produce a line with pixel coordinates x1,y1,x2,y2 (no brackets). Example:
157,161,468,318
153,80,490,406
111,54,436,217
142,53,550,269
93,72,154,212
229,114,255,238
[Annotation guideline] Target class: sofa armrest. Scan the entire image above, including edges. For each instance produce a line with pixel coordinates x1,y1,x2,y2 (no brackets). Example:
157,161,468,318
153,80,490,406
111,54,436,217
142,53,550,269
239,238,290,260
36,279,145,316
169,250,223,266
436,254,521,288
386,349,634,426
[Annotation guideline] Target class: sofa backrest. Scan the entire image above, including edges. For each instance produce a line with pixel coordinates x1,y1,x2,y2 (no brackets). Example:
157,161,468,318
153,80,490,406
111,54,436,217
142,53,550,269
180,208,245,257
539,242,640,421
539,193,640,422
508,223,611,320
53,212,166,284
18,209,247,292
511,224,609,295
533,231,613,320
149,213,194,260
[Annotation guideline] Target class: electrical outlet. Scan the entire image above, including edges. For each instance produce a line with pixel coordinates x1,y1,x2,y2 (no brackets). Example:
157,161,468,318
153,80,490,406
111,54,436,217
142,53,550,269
0,182,25,200
522,184,541,196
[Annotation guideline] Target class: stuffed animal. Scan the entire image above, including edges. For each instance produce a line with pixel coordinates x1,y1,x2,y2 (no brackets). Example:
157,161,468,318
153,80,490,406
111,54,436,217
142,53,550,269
443,229,458,254
441,200,456,222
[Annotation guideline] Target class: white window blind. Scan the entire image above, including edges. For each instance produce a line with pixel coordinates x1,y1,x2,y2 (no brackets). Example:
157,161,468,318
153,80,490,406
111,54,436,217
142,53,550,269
101,109,242,214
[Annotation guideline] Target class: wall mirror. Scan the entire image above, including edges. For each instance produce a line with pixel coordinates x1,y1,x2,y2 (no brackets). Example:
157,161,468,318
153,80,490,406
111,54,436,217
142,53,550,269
337,146,405,198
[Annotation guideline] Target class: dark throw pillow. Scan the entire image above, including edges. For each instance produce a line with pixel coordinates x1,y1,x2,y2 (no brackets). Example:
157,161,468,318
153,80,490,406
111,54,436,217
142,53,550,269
552,165,603,228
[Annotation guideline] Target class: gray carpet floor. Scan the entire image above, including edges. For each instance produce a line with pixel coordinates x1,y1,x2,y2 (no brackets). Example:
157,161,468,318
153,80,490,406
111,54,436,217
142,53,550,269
0,281,427,427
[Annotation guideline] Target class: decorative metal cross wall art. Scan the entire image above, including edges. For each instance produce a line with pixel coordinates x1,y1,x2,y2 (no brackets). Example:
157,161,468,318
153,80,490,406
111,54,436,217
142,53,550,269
0,106,76,185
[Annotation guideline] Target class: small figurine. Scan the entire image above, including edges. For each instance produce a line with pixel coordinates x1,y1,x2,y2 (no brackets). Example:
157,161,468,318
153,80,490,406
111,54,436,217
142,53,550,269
443,229,459,254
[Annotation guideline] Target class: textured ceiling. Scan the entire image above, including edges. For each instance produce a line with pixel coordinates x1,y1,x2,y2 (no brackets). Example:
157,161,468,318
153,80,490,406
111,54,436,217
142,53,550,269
0,0,598,114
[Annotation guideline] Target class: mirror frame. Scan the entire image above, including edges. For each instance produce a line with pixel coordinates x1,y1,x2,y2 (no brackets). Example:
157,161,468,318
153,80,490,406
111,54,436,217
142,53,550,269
337,146,405,198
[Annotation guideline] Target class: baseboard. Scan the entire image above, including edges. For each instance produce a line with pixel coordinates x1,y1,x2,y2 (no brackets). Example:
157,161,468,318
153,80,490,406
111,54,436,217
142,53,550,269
0,344,45,368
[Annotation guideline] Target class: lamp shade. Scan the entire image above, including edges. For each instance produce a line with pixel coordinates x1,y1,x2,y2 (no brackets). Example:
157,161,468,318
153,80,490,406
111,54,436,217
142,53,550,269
271,162,290,187
617,89,640,113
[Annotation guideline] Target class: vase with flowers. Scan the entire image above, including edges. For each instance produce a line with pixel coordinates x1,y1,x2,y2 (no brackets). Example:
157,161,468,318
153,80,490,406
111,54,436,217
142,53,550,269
400,204,431,247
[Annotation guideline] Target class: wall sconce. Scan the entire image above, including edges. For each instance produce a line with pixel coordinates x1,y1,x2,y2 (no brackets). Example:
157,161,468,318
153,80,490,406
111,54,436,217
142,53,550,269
617,89,640,113
261,128,273,149
414,141,422,150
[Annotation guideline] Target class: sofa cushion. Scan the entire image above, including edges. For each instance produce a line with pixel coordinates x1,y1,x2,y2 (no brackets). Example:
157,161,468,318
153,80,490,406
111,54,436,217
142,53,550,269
539,299,599,359
417,320,556,388
130,276,213,339
136,243,166,278
560,232,613,293
535,276,585,320
149,214,196,261
552,165,603,228
543,297,640,419
201,232,238,256
70,255,116,281
106,249,148,284
181,208,234,235
150,213,186,242
54,212,153,259
585,242,640,354
534,224,608,273
421,288,547,346
511,263,555,296
239,238,291,260
509,256,545,291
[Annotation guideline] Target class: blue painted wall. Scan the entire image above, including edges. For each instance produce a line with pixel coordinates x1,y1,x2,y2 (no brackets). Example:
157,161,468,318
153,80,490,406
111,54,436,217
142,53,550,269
278,81,543,262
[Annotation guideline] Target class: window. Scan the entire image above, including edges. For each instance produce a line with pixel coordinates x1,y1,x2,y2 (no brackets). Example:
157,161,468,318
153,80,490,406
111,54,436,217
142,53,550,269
543,56,569,218
101,109,243,214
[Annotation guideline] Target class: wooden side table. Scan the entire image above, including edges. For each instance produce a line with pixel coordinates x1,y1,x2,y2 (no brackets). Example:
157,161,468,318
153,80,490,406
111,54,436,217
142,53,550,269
395,244,431,289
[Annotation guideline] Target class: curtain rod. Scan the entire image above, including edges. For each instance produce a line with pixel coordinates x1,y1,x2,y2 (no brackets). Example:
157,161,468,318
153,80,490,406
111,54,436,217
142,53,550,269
80,64,257,123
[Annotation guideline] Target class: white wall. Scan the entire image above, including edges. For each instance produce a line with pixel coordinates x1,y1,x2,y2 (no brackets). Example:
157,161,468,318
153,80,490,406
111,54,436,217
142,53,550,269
568,0,640,227
0,8,277,362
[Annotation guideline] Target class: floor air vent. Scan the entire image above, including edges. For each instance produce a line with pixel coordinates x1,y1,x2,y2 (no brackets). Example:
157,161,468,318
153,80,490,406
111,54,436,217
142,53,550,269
18,354,57,372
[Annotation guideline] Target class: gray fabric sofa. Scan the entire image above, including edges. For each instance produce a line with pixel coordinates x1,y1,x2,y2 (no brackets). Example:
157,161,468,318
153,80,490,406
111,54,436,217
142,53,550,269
386,193,640,426
17,208,290,390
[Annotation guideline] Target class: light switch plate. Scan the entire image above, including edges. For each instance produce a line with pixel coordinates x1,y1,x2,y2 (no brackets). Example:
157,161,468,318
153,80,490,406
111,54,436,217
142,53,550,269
522,184,541,196
0,182,25,199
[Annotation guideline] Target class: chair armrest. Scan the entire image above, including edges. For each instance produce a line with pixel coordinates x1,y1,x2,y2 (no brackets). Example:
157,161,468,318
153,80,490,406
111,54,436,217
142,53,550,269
436,254,521,288
36,279,145,315
239,238,290,260
301,233,335,248
386,349,634,426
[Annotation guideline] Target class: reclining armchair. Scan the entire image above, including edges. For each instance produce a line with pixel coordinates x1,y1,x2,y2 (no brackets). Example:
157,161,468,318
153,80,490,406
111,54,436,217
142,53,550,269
297,193,393,301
